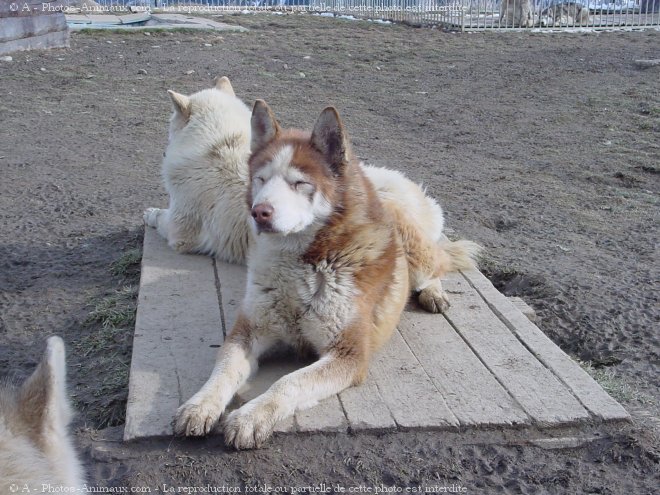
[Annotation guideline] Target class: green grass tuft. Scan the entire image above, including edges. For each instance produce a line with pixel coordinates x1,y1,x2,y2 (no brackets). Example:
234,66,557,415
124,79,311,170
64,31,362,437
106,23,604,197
86,286,138,329
111,248,142,277
75,246,141,429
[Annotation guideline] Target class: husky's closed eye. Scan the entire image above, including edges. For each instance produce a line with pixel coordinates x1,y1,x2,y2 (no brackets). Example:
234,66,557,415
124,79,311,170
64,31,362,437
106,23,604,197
293,181,313,193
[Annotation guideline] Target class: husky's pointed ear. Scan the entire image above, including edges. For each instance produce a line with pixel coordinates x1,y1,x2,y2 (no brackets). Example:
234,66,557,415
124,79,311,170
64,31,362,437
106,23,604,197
213,76,235,96
18,336,71,434
251,99,280,153
167,90,191,120
311,107,350,175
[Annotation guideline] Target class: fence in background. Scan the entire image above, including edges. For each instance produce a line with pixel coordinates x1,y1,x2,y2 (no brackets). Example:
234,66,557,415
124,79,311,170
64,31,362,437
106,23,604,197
87,0,660,30
424,0,660,30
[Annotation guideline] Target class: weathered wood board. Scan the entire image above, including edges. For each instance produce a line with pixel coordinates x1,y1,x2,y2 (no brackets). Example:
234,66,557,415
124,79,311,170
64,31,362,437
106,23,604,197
124,230,223,440
125,229,629,440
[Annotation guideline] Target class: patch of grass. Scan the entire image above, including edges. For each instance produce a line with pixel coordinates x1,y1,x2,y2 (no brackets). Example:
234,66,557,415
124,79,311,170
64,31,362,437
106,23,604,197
580,361,656,405
75,249,140,428
86,285,138,330
479,257,520,283
111,248,142,277
75,325,121,359
473,253,504,273
74,354,130,428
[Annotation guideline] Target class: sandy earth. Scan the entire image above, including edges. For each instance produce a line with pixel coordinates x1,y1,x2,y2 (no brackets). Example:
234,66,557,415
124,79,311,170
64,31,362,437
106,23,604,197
0,13,658,494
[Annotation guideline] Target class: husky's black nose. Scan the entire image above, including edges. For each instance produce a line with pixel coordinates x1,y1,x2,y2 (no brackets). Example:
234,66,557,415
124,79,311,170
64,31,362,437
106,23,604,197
251,203,274,228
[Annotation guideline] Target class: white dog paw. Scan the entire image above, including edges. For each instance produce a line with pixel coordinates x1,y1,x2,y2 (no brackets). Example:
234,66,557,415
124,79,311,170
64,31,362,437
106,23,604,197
223,401,279,450
173,398,224,437
418,285,451,314
143,207,162,228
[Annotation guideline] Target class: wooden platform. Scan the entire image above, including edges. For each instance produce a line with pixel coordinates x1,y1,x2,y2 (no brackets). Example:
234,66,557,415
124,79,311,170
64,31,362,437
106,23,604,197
124,228,629,441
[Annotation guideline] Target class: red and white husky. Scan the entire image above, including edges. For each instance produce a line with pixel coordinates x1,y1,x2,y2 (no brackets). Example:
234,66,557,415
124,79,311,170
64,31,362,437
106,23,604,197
173,101,479,449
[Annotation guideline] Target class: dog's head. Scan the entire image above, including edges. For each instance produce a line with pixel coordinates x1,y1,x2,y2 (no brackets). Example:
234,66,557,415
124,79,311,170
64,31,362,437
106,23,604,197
166,76,247,144
247,100,354,238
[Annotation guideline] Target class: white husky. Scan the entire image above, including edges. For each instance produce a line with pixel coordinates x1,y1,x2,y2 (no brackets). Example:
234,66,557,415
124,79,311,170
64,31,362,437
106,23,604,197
0,337,85,492
144,76,253,264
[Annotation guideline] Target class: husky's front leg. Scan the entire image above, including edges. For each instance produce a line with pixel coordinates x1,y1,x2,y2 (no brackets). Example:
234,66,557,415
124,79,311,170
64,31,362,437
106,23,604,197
174,314,269,436
224,347,366,449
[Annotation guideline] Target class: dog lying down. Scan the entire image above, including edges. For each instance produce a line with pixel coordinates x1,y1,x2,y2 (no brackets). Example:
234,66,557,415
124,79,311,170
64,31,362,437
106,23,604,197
145,77,480,314
0,337,85,492
171,99,481,449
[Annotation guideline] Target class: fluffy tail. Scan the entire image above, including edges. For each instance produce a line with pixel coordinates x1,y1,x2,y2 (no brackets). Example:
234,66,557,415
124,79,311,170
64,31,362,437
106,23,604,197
438,240,482,272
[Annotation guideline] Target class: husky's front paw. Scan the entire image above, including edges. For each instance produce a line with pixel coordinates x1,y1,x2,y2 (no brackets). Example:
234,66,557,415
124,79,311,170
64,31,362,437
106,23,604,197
174,397,224,437
223,401,279,449
143,207,162,228
418,285,451,313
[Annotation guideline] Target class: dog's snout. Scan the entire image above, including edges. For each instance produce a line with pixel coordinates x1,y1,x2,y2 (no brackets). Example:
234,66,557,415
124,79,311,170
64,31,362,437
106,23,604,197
251,203,274,226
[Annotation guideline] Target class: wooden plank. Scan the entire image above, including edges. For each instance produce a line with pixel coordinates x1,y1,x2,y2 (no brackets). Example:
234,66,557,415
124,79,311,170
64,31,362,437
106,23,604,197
441,272,590,426
339,379,397,431
215,260,246,334
233,359,300,434
369,329,459,429
461,268,630,422
124,229,223,440
295,394,348,433
272,415,296,433
398,309,530,427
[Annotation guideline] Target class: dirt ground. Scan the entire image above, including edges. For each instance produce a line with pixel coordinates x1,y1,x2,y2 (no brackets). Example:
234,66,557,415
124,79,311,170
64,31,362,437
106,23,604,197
0,12,658,494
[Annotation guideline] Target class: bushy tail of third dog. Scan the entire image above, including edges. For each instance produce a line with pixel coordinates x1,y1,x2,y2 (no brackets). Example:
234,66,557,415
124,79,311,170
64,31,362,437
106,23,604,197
437,239,482,273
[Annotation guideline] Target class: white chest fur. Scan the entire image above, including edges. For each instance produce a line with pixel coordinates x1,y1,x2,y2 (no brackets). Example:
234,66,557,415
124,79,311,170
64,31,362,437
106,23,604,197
243,241,357,353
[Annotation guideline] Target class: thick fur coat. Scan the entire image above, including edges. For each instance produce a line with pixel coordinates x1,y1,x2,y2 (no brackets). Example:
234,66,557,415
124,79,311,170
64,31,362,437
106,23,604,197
0,337,84,492
144,76,253,264
173,101,480,449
